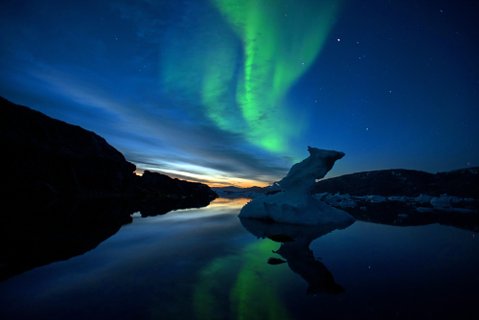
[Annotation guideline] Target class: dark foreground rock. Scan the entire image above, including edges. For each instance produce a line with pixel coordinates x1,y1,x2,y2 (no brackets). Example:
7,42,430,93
0,96,217,280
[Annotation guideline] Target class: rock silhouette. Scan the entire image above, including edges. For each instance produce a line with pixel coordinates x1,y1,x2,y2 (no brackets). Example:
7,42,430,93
0,96,217,280
313,168,479,198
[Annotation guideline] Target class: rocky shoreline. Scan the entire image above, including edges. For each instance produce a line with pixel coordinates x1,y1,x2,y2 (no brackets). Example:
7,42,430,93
317,192,479,231
215,166,478,231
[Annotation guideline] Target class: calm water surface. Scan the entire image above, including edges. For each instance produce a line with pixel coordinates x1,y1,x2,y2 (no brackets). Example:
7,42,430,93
1,198,478,320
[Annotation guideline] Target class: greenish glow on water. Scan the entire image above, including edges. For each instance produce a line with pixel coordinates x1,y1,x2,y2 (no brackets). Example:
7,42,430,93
194,239,291,320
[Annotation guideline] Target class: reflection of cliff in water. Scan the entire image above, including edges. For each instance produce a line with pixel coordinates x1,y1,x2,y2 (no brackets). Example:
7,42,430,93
240,218,353,295
0,200,127,281
0,196,215,281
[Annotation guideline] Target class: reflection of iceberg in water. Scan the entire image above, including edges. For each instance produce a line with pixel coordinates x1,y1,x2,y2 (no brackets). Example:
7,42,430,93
240,217,353,294
238,147,355,294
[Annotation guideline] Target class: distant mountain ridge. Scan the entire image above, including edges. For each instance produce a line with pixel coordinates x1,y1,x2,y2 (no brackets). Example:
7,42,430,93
313,167,479,198
213,186,266,198
217,167,479,199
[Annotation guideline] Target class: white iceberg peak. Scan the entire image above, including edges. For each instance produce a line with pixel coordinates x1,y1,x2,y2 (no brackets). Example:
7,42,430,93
277,146,345,193
240,147,354,226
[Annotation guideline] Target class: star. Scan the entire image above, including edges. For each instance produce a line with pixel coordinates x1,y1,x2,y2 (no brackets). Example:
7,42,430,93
337,38,341,42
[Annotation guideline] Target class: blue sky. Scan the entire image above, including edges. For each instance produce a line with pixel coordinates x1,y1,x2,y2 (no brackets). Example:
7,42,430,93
1,0,478,186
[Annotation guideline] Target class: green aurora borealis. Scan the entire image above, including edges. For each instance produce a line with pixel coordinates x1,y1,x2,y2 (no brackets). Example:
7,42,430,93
162,0,341,153
211,0,340,152
3,0,478,185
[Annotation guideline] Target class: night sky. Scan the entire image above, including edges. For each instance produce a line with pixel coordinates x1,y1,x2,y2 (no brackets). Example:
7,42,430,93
1,0,478,187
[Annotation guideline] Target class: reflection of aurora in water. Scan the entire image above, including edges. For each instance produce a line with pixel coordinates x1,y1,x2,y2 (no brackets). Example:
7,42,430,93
194,239,291,320
194,212,350,319
2,199,479,320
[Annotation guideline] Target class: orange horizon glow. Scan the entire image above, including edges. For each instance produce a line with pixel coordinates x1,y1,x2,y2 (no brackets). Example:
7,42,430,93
207,180,270,188
134,168,272,188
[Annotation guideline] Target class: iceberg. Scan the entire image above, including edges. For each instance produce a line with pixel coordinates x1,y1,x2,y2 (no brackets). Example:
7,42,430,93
239,147,355,225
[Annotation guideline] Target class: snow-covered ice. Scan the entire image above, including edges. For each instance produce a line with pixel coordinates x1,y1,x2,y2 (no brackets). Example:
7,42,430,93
239,147,355,226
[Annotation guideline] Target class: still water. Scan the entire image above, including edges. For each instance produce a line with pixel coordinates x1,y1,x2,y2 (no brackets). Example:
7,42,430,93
1,198,478,320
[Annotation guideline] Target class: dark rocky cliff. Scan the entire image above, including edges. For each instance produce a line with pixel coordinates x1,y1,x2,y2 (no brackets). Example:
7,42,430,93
0,96,217,280
0,96,136,201
0,96,216,204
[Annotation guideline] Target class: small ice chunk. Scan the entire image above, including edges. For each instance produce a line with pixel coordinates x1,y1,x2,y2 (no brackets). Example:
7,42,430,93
435,207,476,214
358,195,387,203
338,198,357,208
388,195,409,202
415,194,433,204
431,195,453,209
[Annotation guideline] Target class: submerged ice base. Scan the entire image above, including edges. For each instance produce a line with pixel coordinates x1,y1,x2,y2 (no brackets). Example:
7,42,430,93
240,147,355,226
